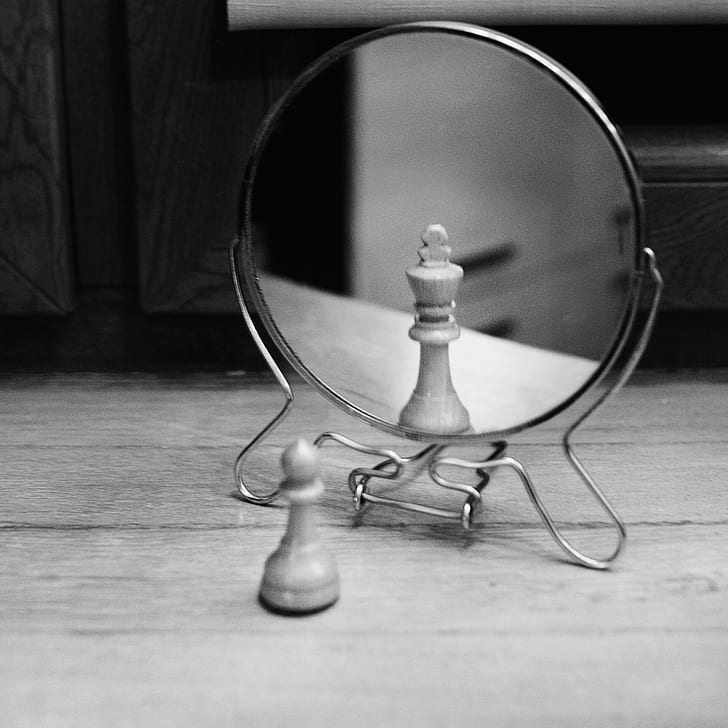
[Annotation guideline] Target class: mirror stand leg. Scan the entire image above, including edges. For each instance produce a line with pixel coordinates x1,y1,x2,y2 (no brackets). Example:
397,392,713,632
232,386,293,505
230,236,294,505
431,452,625,569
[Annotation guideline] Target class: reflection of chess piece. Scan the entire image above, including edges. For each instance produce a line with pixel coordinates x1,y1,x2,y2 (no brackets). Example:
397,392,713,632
259,440,339,614
399,224,471,434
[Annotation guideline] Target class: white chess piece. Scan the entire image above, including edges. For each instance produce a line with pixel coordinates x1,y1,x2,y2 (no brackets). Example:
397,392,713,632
399,224,471,434
259,439,339,614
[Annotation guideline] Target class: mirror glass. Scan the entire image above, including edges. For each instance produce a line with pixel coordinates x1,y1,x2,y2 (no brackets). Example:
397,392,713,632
244,26,639,436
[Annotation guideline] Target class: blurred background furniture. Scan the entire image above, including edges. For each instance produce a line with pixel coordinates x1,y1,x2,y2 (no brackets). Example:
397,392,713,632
2,0,728,369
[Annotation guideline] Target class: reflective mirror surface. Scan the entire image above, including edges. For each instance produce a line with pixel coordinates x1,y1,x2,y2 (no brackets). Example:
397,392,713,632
243,24,641,437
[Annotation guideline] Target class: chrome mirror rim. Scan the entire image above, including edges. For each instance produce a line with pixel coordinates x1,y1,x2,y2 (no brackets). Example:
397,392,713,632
236,20,645,442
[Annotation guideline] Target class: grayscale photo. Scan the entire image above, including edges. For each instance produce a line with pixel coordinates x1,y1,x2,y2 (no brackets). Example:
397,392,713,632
2,1,727,726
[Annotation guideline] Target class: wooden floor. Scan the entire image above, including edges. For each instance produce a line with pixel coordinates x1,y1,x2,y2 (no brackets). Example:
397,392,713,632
1,370,727,727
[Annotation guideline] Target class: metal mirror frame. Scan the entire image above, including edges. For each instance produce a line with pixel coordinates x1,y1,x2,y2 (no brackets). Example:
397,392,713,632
230,21,663,569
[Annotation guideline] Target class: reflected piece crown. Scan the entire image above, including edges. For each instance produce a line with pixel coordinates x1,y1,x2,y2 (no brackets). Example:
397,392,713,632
407,224,464,313
418,224,452,266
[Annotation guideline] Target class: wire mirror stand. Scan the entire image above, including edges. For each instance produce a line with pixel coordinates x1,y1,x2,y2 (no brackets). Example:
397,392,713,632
229,237,663,570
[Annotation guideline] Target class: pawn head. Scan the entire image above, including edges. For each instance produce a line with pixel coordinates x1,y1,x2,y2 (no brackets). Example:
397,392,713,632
280,439,320,483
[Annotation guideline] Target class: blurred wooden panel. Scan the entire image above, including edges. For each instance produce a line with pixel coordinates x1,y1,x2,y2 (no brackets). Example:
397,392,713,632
626,126,728,311
627,128,728,309
0,0,74,314
127,0,353,312
643,184,728,310
128,1,306,312
59,0,135,287
127,0,262,312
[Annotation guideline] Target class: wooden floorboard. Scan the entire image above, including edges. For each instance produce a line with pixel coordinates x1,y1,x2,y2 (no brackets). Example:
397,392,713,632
2,441,727,528
1,369,727,446
1,372,726,726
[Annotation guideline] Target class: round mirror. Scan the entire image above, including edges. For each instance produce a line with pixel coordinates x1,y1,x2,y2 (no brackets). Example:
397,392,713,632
239,22,643,440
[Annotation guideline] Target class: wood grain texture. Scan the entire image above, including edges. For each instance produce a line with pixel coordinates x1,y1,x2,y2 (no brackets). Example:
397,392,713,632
644,183,728,309
1,371,727,726
128,0,266,311
127,0,344,313
0,0,75,314
1,370,726,447
59,0,135,287
227,0,728,28
129,0,354,313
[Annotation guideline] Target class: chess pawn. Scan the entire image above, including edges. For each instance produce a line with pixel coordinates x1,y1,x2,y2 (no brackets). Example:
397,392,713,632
259,440,339,614
399,224,471,434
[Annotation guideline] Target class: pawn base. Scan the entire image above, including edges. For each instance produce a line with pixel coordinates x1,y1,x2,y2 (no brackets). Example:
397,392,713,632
259,579,339,615
259,544,340,615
